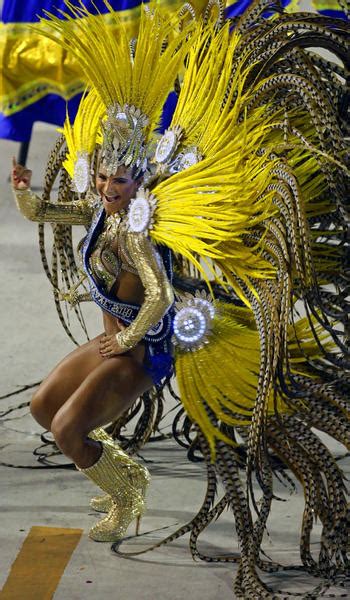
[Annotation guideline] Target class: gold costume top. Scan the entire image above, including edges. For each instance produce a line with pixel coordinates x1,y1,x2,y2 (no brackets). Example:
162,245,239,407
89,211,138,292
88,212,174,350
13,187,174,351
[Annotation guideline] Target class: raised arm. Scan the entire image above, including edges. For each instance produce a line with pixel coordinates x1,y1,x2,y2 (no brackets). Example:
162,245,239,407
11,158,93,226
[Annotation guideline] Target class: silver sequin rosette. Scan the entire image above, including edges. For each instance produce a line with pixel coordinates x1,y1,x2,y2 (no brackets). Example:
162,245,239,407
155,126,182,164
154,125,202,175
73,152,90,193
127,187,157,234
177,147,201,170
173,291,215,351
167,145,202,175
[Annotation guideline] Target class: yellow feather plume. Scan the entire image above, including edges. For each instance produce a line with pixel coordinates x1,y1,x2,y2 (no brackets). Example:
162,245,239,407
59,90,105,179
150,23,325,305
175,303,335,458
36,1,194,139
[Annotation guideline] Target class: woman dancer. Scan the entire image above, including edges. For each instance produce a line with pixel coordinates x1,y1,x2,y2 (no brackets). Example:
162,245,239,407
12,1,349,595
12,143,175,541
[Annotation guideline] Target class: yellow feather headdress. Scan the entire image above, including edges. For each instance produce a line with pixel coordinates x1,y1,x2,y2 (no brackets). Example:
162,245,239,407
37,0,194,190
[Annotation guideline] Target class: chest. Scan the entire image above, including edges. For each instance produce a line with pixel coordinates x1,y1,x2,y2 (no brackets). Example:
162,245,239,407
88,214,138,292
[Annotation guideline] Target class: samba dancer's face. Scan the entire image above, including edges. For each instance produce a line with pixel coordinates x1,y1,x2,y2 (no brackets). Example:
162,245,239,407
96,164,140,215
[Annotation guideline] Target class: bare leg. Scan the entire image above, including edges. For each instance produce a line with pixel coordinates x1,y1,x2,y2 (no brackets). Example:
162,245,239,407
50,354,152,468
30,334,106,430
30,329,153,542
31,332,151,468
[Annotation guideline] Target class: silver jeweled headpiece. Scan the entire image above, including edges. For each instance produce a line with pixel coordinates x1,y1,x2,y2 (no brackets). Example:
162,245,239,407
100,103,149,177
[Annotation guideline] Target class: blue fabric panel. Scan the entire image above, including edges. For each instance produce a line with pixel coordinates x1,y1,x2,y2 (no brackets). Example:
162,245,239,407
225,0,253,18
158,91,178,133
317,9,348,19
2,0,143,22
0,0,145,140
0,93,82,141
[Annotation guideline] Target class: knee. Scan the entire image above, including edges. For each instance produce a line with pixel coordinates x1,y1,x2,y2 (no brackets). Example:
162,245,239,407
50,414,82,460
30,389,51,429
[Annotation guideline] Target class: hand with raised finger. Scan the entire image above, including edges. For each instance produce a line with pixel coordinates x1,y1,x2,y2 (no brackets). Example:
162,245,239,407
11,156,32,190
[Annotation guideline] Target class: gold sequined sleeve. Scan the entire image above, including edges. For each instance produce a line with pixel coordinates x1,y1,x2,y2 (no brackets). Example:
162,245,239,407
13,188,93,225
116,233,174,350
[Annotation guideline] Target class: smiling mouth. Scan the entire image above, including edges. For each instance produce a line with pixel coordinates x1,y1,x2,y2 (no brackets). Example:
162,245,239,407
103,194,120,203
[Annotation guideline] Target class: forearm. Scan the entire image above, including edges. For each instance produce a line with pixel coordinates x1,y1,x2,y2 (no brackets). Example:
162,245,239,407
13,188,92,225
116,234,174,350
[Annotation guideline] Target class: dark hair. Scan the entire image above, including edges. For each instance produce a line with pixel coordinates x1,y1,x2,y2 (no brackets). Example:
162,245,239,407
131,164,145,181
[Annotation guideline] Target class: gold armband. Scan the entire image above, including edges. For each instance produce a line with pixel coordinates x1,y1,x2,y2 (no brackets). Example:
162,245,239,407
13,188,93,225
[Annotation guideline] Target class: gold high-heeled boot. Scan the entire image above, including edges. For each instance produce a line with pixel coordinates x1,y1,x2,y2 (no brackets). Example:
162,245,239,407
79,439,150,542
88,429,148,516
88,428,114,513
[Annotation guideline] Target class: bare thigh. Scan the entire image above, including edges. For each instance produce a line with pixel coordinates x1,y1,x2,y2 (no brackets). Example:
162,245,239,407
31,334,146,430
53,354,152,434
30,334,106,429
50,353,152,466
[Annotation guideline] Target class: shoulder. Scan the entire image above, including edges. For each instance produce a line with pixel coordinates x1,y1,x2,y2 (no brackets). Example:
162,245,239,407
124,227,166,273
125,228,156,252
